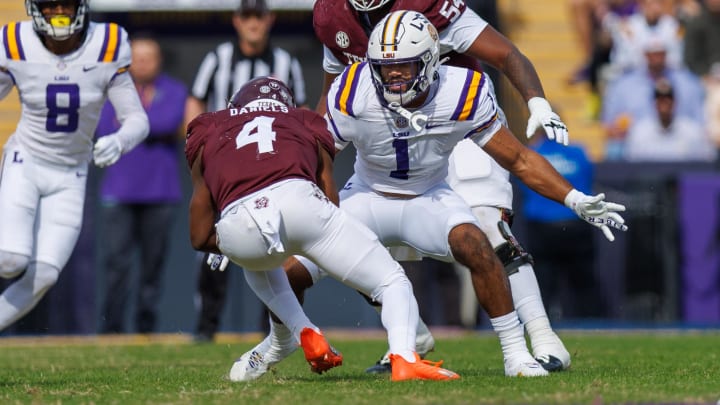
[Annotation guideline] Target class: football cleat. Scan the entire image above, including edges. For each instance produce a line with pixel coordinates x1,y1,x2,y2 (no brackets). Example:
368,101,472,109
535,354,567,372
365,327,435,374
532,335,571,372
504,352,550,377
365,355,391,374
228,335,297,382
390,353,460,382
299,328,343,374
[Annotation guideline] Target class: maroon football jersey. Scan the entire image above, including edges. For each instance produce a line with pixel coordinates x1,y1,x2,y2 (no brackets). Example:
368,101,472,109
313,0,480,71
186,106,336,211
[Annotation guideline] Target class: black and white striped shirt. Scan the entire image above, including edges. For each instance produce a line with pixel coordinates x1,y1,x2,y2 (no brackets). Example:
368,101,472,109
190,41,306,111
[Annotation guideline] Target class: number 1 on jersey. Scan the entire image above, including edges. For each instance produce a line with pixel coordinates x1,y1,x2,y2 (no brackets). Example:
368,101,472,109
390,138,409,179
235,116,277,153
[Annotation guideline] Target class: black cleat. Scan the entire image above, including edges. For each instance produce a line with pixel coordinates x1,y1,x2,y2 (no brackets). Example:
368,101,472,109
535,354,565,372
365,356,391,374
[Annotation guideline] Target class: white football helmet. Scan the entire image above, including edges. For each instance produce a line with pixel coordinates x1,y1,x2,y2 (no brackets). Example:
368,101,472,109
367,10,440,106
348,0,393,12
26,0,89,41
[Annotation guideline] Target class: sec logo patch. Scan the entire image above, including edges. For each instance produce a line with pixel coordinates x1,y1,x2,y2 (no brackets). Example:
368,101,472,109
336,31,350,49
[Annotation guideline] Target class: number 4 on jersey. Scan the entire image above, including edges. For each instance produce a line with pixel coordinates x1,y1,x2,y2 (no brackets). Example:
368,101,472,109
235,116,277,153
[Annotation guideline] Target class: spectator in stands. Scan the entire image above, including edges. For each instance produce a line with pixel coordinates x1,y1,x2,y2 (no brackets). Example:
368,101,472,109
706,63,720,145
519,136,603,321
683,0,720,78
683,0,720,145
601,34,704,159
603,0,684,80
184,0,307,342
624,78,716,161
96,35,187,333
567,0,638,119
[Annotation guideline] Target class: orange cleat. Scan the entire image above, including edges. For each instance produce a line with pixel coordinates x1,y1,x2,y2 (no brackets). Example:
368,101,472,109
390,353,460,382
299,328,343,374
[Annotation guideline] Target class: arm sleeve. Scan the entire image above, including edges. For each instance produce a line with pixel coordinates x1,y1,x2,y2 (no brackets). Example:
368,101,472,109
322,45,345,75
0,70,13,100
106,73,149,153
0,30,14,100
438,7,487,54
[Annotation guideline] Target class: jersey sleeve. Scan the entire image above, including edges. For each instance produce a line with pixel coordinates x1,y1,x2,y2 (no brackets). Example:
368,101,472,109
185,112,214,169
322,45,345,76
0,24,15,99
398,0,466,31
438,7,487,54
456,70,502,147
100,24,132,82
324,63,366,150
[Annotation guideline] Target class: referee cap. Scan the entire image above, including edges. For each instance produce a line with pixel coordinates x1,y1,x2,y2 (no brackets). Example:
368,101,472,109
237,0,270,15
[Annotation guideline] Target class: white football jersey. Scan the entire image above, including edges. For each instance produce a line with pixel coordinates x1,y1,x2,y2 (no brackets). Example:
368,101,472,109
327,64,502,196
0,21,131,166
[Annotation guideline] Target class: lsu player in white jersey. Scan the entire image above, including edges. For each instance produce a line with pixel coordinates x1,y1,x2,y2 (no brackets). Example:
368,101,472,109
0,0,149,331
230,10,627,380
318,0,574,375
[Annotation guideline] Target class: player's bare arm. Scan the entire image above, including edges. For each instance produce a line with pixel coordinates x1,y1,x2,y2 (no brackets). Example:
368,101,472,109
465,25,545,102
482,127,573,203
315,71,340,115
189,151,220,253
315,143,340,205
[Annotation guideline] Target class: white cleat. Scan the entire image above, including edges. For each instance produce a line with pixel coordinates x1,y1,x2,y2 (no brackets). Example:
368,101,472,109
533,335,572,372
504,352,550,377
416,329,435,358
228,335,297,382
365,328,436,374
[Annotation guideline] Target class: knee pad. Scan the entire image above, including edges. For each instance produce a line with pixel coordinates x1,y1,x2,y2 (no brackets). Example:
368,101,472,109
295,255,326,284
0,251,30,278
494,221,534,276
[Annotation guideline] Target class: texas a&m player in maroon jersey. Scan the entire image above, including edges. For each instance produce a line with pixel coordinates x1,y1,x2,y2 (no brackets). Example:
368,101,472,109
185,76,459,382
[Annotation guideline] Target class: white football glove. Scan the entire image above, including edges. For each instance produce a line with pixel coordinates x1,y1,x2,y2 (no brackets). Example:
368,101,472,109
207,253,229,272
93,135,123,168
564,189,628,242
527,97,569,146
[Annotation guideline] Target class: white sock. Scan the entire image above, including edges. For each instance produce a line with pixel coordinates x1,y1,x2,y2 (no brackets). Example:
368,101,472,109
378,276,418,363
0,262,59,331
508,264,548,324
509,264,557,347
269,318,296,347
490,311,528,359
243,267,316,341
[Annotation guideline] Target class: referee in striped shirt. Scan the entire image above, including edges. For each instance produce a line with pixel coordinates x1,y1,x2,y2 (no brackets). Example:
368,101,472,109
185,0,307,342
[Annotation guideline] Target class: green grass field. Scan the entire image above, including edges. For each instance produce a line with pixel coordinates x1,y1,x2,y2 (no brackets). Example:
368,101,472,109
0,330,718,404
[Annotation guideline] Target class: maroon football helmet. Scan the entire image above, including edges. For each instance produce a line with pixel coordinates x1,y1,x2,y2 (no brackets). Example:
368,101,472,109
228,76,296,109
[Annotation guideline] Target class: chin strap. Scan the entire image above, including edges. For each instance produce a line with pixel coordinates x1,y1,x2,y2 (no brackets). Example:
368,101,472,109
386,101,428,131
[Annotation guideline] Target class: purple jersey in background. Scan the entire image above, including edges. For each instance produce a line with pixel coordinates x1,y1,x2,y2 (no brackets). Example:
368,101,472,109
95,73,187,203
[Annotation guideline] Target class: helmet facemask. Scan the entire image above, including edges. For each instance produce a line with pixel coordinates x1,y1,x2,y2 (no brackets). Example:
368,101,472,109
367,11,440,107
348,0,392,12
369,52,435,106
26,0,89,41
